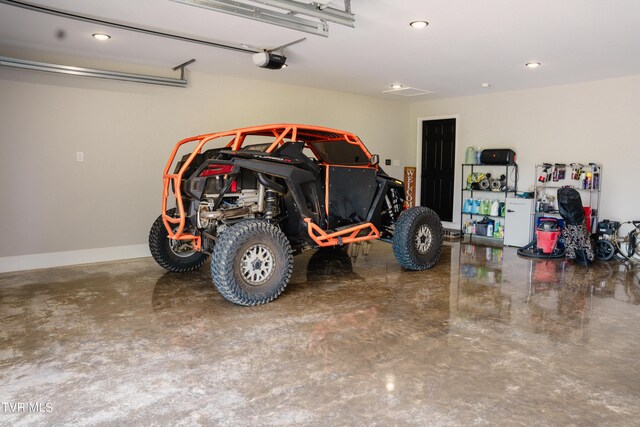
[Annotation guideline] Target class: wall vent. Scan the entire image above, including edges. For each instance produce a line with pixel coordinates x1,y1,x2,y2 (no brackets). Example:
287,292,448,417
382,87,433,97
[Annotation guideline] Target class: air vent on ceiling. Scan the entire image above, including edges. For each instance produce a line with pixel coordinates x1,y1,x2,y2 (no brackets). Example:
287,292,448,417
382,87,434,97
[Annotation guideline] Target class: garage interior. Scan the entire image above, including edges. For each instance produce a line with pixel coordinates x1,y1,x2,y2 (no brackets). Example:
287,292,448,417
1,1,640,425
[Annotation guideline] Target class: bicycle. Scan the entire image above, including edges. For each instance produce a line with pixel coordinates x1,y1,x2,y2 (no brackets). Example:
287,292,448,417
615,221,640,260
595,220,640,261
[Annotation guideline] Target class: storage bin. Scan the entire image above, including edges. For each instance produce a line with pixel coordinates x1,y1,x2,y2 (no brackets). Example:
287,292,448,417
475,217,494,236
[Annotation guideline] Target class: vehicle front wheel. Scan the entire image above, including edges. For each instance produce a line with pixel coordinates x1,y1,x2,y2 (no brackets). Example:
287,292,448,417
211,220,293,306
149,208,208,272
392,207,443,270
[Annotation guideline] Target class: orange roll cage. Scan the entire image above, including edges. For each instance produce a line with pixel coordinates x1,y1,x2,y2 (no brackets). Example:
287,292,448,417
160,123,378,250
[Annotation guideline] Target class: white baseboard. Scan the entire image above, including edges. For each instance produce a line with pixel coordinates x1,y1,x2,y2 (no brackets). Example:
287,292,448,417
0,244,151,273
442,221,460,230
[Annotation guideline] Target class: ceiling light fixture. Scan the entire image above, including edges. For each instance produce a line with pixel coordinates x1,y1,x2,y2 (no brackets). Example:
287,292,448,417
409,21,429,29
481,83,491,88
390,83,403,89
525,62,541,68
92,33,111,41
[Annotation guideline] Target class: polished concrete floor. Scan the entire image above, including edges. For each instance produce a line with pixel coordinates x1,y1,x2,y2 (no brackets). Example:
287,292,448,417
1,241,640,426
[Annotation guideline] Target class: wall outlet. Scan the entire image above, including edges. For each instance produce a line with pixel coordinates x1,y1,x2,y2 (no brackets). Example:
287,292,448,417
385,159,391,166
76,152,84,162
392,159,400,166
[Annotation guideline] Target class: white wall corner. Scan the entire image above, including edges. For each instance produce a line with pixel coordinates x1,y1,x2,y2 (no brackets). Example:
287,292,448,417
0,244,151,273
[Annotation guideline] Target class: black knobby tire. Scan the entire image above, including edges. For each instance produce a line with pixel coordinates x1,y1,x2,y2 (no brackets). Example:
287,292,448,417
211,220,293,306
149,208,208,272
595,239,615,261
392,207,444,270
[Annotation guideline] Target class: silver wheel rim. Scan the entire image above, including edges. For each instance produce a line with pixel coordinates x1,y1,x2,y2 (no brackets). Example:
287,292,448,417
240,244,275,286
415,224,433,255
169,227,196,258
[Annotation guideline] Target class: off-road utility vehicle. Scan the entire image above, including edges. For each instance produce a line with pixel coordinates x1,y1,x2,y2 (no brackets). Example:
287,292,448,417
149,124,443,305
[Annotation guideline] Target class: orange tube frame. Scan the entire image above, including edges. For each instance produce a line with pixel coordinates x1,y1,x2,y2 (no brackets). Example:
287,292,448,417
160,124,379,251
304,218,380,247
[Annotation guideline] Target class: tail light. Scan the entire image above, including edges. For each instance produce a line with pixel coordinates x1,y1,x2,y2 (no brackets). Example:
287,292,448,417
199,164,234,177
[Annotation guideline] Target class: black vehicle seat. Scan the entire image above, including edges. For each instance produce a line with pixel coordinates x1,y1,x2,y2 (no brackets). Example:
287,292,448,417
241,143,272,152
274,141,321,175
274,141,326,225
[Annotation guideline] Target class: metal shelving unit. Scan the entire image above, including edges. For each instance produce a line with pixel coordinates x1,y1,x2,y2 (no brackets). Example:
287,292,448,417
532,163,601,236
460,163,518,243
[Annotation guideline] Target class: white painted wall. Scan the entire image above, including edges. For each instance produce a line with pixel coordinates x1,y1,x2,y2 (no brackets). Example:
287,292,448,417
409,75,640,228
0,60,411,271
3,54,639,272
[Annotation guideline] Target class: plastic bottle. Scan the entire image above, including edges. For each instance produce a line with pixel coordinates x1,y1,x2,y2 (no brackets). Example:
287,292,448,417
472,199,480,214
487,223,494,237
491,200,500,216
465,147,477,164
476,147,482,164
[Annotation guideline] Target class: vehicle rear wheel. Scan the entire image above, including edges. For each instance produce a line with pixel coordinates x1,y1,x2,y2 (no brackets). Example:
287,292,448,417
392,207,443,270
211,220,293,306
149,208,208,272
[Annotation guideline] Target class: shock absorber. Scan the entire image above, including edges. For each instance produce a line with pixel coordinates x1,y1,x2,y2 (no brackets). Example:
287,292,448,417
264,190,279,222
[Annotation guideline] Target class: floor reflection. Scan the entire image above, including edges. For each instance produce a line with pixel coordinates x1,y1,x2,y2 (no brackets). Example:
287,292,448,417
526,260,592,342
592,261,640,304
457,243,511,321
3,242,640,425
305,246,363,283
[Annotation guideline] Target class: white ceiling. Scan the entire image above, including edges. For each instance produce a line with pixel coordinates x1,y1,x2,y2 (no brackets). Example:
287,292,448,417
1,0,640,99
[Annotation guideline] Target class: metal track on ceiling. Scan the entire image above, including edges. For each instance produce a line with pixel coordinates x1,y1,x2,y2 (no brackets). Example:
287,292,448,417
0,0,259,54
170,0,356,37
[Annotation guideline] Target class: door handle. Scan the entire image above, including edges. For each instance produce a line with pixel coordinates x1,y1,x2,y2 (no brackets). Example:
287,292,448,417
507,209,515,213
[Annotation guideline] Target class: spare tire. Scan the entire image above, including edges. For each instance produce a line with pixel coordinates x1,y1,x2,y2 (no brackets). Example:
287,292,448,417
392,207,443,270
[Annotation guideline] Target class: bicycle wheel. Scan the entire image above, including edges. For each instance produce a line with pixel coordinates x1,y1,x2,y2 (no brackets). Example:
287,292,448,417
631,228,640,262
615,222,636,259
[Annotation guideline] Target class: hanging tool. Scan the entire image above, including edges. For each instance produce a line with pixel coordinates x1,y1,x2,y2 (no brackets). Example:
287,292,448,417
538,163,552,183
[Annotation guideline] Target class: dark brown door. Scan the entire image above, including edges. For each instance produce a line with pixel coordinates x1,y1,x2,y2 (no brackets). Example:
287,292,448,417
420,118,456,222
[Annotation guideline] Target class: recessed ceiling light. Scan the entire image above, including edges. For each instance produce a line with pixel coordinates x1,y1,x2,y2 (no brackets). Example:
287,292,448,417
390,83,403,89
409,21,429,29
525,62,541,68
92,33,111,41
481,83,491,88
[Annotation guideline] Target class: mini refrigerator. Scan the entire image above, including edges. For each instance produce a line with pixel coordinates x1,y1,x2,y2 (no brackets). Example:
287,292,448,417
504,198,534,247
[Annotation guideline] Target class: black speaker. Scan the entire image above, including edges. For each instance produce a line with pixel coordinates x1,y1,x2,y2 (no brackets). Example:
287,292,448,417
480,149,516,165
